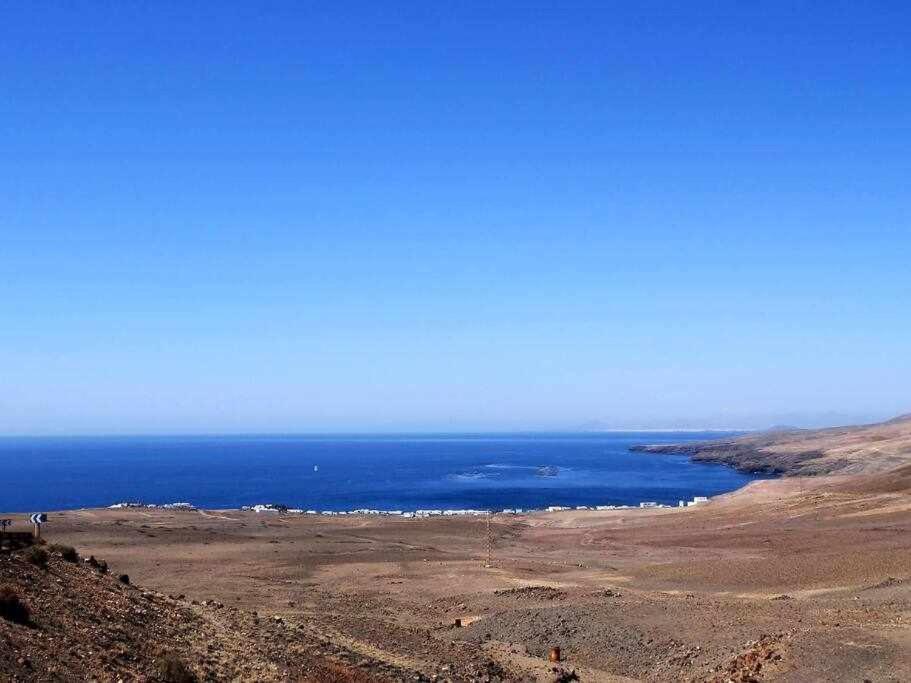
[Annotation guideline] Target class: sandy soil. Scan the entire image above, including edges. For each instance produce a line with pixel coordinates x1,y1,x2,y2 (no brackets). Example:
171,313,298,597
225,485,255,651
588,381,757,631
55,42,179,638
23,467,908,682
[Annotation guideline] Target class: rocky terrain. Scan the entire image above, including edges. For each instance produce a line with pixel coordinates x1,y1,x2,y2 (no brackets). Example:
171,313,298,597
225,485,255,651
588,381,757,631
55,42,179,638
1,415,909,681
0,542,514,681
631,413,911,476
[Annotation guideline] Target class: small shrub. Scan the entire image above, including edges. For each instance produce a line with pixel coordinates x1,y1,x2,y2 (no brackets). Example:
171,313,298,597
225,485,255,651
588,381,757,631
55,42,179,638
48,544,79,562
154,653,197,683
97,560,108,574
0,586,30,624
26,547,48,569
118,574,130,585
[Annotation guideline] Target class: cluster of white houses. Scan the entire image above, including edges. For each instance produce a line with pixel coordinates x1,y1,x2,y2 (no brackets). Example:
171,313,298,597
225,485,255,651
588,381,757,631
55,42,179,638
240,497,712,516
241,505,493,518
682,496,709,507
108,501,196,510
543,497,709,513
108,497,711,516
545,503,667,512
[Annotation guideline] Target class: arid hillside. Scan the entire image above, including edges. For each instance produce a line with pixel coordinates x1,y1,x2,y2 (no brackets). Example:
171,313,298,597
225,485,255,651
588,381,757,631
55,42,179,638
632,413,911,476
0,542,505,682
2,415,909,681
9,462,905,683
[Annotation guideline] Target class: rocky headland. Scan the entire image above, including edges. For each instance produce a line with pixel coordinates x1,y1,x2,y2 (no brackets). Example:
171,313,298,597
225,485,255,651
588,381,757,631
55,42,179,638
631,413,911,476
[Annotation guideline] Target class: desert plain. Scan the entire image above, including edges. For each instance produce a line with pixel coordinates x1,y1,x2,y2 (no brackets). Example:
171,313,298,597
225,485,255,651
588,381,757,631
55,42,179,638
2,421,910,681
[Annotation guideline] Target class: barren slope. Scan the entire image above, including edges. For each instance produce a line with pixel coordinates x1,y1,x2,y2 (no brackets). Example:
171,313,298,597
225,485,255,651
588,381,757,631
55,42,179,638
632,413,911,475
3,416,910,681
0,544,512,682
27,467,910,682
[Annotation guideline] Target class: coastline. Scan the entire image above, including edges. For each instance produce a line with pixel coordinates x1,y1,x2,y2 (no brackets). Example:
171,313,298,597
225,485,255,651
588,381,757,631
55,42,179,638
4,449,909,681
98,494,713,518
11,413,911,517
0,431,757,515
630,414,911,477
629,440,817,476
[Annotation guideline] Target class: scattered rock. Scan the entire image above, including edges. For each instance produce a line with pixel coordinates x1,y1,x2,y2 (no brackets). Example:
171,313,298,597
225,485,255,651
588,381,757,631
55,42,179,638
494,586,566,601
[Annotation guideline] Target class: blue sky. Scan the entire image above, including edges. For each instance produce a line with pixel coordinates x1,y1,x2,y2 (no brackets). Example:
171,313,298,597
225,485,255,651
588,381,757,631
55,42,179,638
2,3,909,434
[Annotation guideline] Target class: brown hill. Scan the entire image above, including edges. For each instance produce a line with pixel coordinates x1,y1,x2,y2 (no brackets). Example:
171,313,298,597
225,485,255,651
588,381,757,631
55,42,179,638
829,462,911,495
0,543,464,682
632,413,911,477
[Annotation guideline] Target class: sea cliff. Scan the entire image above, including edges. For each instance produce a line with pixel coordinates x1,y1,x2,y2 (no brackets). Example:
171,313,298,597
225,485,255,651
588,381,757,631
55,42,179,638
631,413,911,477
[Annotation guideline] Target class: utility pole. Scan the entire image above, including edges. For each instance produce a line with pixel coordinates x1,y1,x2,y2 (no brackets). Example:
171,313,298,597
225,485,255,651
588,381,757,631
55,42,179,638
485,512,493,568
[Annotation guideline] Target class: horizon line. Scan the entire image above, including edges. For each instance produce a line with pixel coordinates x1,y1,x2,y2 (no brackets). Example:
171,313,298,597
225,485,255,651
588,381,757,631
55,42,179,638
0,428,754,439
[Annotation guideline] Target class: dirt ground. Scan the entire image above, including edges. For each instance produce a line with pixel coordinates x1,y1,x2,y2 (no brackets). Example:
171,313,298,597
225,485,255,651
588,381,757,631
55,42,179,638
28,470,911,681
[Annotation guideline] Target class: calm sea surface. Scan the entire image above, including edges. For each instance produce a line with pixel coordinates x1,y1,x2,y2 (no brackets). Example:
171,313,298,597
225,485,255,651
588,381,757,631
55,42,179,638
0,432,761,513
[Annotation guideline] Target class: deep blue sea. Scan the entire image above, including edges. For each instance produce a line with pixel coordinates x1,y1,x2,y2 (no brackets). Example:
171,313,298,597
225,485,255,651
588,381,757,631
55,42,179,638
0,432,761,513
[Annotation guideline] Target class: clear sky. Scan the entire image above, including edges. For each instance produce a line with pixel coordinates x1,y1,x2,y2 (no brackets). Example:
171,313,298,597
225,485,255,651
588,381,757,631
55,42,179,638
2,3,909,434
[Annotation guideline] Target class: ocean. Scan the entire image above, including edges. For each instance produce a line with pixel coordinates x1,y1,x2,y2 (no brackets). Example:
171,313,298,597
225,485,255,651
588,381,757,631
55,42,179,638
0,432,760,513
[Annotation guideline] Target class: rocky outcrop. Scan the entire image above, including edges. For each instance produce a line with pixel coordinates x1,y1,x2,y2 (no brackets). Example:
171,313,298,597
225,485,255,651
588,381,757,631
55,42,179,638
631,413,911,477
630,442,837,476
0,547,423,681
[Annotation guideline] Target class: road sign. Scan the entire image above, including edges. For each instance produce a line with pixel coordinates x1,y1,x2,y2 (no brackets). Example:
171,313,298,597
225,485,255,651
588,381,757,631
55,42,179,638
29,513,47,525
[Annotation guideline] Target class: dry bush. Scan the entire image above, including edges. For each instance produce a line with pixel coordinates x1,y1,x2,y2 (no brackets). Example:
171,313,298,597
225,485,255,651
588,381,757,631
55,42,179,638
154,652,197,683
26,546,48,568
48,544,79,562
0,585,30,624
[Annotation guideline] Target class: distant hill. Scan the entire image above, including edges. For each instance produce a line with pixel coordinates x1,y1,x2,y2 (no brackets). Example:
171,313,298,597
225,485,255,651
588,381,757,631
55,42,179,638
631,413,911,477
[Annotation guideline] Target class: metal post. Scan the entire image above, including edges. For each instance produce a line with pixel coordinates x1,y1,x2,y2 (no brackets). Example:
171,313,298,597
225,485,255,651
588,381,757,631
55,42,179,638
29,513,46,541
485,512,492,568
